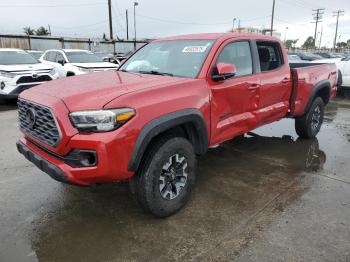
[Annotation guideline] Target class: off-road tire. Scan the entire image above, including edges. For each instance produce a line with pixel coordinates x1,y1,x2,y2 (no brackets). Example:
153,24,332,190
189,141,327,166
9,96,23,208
131,136,196,217
295,97,324,138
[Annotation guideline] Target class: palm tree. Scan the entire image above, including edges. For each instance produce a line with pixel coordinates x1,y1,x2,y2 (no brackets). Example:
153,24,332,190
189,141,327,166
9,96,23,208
36,26,50,36
23,26,35,36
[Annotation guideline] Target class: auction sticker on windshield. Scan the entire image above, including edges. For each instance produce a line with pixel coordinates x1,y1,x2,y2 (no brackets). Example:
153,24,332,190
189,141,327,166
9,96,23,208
182,46,208,53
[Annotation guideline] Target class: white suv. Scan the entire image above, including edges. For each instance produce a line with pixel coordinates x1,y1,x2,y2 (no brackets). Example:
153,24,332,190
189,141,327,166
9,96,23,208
0,48,58,100
39,49,119,78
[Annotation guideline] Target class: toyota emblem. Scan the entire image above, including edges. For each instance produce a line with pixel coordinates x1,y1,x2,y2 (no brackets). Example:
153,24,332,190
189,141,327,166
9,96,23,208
25,108,37,129
32,73,39,79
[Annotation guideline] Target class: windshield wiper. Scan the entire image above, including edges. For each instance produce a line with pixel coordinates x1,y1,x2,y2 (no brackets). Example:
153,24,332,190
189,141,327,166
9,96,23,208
137,70,174,77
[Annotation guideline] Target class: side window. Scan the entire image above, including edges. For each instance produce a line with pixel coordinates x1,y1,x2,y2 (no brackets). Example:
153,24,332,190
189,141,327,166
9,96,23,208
216,41,253,77
45,51,57,62
56,52,65,63
43,52,50,61
256,41,284,72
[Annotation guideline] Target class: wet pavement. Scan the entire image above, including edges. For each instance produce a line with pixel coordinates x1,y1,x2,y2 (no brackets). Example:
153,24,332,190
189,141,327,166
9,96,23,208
0,97,350,261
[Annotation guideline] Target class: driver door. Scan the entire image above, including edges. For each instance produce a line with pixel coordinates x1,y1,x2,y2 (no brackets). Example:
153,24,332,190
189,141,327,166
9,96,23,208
208,40,261,145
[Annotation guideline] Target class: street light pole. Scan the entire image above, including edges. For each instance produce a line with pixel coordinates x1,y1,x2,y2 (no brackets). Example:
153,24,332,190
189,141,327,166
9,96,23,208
232,18,236,32
133,2,138,50
284,27,288,42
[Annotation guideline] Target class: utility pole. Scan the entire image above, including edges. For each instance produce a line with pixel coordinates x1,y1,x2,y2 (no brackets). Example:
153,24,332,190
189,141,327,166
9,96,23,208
237,19,241,32
48,24,51,36
108,0,113,40
333,10,344,48
133,2,138,50
270,0,276,36
126,9,129,40
312,8,325,47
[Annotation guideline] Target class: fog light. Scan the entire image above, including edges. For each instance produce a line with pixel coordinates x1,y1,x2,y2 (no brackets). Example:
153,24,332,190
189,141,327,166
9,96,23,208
0,82,5,90
78,151,97,167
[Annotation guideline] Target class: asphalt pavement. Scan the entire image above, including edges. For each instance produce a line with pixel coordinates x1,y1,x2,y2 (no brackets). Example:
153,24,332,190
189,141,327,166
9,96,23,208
0,97,350,262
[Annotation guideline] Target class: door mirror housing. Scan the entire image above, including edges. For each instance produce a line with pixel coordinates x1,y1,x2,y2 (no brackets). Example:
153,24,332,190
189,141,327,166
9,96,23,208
57,60,66,66
212,63,237,81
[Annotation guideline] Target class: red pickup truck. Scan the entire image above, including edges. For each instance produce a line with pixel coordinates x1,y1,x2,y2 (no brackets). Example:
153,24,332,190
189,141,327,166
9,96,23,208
17,33,337,217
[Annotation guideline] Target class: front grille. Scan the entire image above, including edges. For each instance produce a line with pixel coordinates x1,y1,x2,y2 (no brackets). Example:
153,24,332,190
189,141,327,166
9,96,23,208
18,99,61,147
16,75,52,84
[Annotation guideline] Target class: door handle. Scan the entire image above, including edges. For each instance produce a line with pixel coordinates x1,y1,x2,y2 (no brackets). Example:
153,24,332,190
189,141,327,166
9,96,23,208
248,84,259,91
281,78,289,84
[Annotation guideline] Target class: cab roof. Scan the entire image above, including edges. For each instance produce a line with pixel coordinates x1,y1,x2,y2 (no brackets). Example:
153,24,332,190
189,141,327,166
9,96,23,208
154,33,281,42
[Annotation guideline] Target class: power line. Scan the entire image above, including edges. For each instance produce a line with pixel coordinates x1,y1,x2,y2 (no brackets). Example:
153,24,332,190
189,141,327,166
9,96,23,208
311,8,325,47
333,10,344,48
137,14,232,26
50,20,108,30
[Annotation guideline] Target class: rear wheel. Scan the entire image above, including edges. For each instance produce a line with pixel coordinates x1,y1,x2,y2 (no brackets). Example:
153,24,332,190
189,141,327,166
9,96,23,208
295,97,324,138
130,136,196,217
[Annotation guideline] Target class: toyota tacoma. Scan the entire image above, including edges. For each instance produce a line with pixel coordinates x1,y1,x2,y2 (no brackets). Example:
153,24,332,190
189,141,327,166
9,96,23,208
16,33,337,217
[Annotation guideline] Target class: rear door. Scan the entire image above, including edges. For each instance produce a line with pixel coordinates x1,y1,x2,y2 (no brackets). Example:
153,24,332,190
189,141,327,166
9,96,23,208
208,40,261,145
255,41,291,123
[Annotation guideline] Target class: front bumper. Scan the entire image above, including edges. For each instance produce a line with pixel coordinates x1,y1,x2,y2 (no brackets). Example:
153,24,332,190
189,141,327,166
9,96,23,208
16,140,71,184
0,73,55,98
17,130,135,185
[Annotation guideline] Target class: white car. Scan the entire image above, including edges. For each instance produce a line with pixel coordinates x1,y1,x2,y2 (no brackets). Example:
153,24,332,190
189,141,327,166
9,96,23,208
0,48,58,100
39,49,119,78
310,57,350,88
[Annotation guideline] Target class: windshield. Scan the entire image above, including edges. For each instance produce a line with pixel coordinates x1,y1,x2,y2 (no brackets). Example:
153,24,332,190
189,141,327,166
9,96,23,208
120,40,215,78
66,52,104,63
29,52,43,60
0,50,39,65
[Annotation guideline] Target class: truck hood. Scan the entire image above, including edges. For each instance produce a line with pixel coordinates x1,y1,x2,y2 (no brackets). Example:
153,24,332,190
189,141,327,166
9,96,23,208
0,63,53,72
27,71,190,111
69,62,118,69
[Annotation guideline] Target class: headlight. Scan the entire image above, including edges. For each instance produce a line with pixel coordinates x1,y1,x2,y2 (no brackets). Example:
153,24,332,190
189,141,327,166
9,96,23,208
0,71,16,78
77,67,93,73
69,108,135,133
48,68,57,76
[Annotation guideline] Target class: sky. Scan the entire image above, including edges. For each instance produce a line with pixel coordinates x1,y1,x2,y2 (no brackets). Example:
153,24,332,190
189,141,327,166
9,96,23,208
0,0,349,48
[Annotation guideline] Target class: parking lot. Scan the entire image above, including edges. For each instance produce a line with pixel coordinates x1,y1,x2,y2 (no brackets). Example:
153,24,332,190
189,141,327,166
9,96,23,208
0,94,349,261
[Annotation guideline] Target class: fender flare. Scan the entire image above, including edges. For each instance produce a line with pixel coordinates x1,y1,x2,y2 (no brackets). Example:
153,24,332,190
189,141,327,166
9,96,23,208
128,109,208,172
304,79,331,113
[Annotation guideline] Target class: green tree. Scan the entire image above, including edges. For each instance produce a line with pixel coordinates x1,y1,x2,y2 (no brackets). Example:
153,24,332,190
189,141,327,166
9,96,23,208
302,36,315,49
23,26,35,36
36,26,49,36
336,42,347,49
285,39,298,49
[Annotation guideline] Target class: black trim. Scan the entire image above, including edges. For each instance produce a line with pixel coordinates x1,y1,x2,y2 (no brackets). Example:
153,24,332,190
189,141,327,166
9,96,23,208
25,138,97,168
289,70,298,115
16,141,71,184
250,40,261,74
128,109,208,172
304,79,331,113
289,62,328,69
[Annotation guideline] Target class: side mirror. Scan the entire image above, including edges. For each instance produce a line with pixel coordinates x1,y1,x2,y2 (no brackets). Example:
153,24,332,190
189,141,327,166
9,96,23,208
212,63,237,81
57,60,65,66
102,57,109,62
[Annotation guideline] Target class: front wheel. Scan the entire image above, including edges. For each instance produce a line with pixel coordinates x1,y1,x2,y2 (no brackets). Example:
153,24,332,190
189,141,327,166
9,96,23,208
295,97,324,138
131,136,196,217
